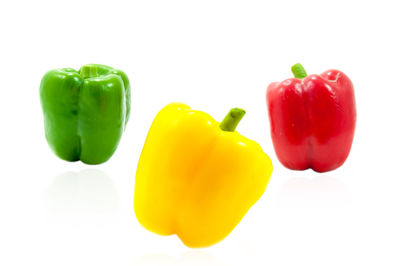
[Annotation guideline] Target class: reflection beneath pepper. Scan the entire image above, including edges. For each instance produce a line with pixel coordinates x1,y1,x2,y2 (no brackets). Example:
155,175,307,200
44,169,118,216
134,251,225,266
278,175,351,210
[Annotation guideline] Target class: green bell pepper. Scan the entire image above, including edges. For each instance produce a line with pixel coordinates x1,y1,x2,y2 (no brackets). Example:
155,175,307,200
40,64,131,164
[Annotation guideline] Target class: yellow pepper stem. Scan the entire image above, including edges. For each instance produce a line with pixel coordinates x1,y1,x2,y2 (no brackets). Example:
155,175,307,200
219,108,246,132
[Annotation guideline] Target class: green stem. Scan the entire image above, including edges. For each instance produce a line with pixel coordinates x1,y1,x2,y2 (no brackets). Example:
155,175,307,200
219,108,246,132
80,65,99,79
291,63,308,79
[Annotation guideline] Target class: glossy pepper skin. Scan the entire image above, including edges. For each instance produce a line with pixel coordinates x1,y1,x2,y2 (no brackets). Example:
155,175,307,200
266,64,356,172
134,103,272,248
40,64,131,164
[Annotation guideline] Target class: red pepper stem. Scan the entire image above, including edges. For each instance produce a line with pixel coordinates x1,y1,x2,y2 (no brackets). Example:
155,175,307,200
80,64,99,79
291,63,308,79
220,108,246,132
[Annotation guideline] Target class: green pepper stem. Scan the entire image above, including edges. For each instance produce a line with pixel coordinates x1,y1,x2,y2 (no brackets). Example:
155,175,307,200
291,63,308,79
80,65,99,79
219,108,246,132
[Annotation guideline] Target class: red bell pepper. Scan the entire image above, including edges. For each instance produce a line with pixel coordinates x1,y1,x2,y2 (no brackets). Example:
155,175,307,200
266,64,356,172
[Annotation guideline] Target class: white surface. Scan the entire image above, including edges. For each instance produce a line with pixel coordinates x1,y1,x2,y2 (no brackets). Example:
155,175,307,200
0,0,399,265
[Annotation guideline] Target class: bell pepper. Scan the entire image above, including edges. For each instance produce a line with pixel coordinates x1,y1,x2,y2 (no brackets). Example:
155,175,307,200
134,103,273,248
40,64,131,164
266,63,356,172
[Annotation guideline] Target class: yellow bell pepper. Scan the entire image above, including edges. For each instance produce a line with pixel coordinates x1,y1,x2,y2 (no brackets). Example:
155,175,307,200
134,103,273,248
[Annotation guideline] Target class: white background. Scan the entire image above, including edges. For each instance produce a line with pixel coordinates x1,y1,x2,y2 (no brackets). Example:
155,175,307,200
1,0,399,265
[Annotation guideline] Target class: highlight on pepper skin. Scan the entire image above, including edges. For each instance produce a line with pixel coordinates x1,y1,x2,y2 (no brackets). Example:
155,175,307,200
134,103,273,248
39,64,131,165
266,63,356,172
